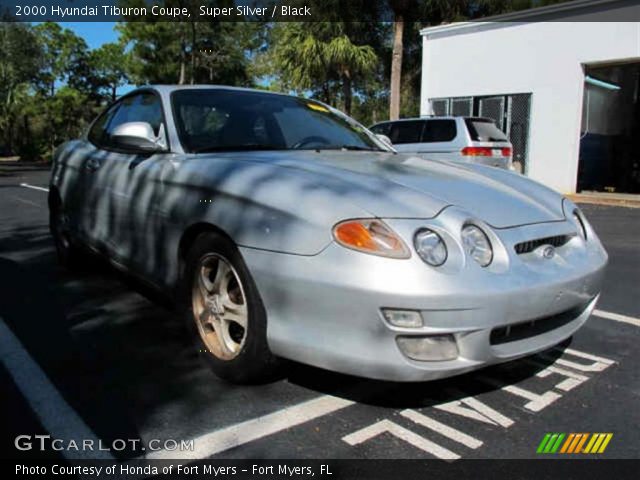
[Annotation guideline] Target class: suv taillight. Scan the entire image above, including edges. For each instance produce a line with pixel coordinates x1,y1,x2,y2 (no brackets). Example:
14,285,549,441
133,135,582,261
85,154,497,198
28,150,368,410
462,147,511,157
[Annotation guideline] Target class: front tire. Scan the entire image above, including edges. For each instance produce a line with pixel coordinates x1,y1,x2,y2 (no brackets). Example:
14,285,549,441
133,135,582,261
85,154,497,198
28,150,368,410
182,232,279,384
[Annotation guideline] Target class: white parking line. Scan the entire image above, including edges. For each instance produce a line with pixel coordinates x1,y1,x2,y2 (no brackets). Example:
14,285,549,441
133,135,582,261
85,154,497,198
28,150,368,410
1,312,355,461
477,376,562,412
11,196,42,208
19,183,49,193
435,394,514,427
400,409,483,449
0,318,114,460
342,419,460,460
147,395,354,460
534,364,589,392
592,309,640,327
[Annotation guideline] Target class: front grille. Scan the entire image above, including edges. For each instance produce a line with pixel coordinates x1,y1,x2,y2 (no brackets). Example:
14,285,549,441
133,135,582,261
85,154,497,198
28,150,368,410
514,234,573,255
490,301,590,345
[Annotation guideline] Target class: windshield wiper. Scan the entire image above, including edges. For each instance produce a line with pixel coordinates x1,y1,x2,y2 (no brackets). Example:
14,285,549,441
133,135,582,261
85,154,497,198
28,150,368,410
193,144,283,153
315,144,382,152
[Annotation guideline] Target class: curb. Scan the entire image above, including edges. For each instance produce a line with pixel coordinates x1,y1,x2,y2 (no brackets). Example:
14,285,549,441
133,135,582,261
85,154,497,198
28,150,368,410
567,195,640,209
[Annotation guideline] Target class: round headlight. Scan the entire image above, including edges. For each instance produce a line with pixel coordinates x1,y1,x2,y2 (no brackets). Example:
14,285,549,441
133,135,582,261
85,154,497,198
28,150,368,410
414,229,447,266
461,225,493,267
572,210,587,240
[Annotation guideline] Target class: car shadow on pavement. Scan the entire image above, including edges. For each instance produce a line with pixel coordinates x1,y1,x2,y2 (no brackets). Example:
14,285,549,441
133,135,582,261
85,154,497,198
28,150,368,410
283,343,567,410
0,224,316,458
0,254,143,459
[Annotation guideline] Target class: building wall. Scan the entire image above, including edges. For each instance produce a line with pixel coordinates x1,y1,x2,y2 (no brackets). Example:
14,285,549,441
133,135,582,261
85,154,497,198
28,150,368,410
420,22,640,193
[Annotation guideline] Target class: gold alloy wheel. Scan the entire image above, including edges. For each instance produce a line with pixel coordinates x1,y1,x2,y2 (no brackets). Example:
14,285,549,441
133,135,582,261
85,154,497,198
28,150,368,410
192,253,248,361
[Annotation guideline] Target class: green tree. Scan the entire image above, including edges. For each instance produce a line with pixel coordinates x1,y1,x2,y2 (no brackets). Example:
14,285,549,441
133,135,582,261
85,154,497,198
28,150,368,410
33,22,89,97
89,43,129,101
264,22,380,116
116,0,257,86
0,23,43,156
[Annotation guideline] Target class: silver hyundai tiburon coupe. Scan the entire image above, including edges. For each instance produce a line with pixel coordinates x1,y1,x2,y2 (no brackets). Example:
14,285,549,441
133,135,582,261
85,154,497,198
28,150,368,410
49,86,608,383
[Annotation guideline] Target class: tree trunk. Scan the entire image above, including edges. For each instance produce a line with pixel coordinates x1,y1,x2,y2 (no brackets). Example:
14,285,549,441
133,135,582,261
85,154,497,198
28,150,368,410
342,71,352,116
190,21,196,84
111,85,117,102
321,83,331,105
179,26,187,85
390,16,404,121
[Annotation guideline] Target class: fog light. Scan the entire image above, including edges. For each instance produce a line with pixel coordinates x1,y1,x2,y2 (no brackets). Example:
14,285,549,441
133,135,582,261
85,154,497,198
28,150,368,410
382,309,423,328
396,335,458,361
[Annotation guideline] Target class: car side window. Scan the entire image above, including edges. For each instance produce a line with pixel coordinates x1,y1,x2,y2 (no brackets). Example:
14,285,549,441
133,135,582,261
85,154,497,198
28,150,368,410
175,104,230,151
88,102,121,147
370,123,390,136
89,92,166,150
421,120,457,143
388,121,425,144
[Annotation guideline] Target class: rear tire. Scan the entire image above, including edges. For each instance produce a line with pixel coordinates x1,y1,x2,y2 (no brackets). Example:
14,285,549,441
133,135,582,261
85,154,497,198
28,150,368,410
181,232,279,384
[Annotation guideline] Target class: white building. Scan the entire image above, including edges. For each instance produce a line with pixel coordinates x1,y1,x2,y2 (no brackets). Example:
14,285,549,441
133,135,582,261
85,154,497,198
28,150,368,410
420,0,640,194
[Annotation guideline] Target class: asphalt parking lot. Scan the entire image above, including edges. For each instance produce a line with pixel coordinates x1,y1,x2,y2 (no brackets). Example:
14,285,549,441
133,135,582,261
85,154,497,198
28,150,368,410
0,162,638,461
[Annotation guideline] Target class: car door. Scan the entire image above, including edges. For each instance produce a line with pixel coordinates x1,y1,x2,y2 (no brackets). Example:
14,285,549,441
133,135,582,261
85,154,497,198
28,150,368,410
81,101,124,245
88,91,171,267
416,119,460,161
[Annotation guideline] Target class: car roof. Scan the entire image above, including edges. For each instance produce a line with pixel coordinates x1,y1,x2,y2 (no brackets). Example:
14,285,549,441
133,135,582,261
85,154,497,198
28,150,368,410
371,116,494,126
134,84,300,100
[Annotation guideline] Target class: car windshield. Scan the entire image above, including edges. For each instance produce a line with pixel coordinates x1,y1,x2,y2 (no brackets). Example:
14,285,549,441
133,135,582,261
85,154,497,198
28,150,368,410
171,89,385,153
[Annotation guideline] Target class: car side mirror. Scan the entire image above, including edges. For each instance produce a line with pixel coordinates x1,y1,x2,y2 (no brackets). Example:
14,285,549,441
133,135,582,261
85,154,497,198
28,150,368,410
376,134,393,147
111,122,164,152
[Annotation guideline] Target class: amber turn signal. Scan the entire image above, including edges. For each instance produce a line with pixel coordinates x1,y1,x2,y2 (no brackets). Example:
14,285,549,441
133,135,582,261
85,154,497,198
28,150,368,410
333,219,410,258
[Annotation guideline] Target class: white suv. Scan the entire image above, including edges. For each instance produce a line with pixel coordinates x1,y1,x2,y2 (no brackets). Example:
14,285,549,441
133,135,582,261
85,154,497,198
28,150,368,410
370,116,514,170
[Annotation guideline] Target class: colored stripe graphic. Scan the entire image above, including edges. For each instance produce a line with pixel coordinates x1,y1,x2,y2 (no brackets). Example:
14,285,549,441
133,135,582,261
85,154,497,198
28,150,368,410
538,433,613,454
544,434,559,453
573,433,589,453
597,434,613,453
560,433,575,453
537,433,552,453
550,433,565,453
583,433,599,453
567,434,583,453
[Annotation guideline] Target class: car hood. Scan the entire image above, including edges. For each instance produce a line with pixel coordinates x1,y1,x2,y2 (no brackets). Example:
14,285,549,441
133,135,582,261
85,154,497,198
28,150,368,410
213,151,565,228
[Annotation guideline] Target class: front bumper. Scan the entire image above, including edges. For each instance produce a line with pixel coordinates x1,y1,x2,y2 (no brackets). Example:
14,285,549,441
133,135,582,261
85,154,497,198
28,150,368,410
241,209,608,382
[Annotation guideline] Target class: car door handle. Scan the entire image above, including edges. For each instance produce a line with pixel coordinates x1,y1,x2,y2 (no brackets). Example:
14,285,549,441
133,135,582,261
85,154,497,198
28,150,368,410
86,158,101,171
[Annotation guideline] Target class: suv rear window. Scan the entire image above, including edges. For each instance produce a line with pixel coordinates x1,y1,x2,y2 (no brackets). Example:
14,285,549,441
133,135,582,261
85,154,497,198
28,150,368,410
465,118,508,142
422,120,457,143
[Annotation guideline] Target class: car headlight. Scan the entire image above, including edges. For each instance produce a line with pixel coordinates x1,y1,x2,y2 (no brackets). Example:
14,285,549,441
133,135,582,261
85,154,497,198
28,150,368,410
333,219,410,258
461,224,493,267
414,229,447,266
572,209,588,240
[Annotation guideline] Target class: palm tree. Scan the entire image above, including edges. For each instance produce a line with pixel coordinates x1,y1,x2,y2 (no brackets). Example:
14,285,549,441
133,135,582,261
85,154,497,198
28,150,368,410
389,0,415,120
326,35,377,114
268,23,377,115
